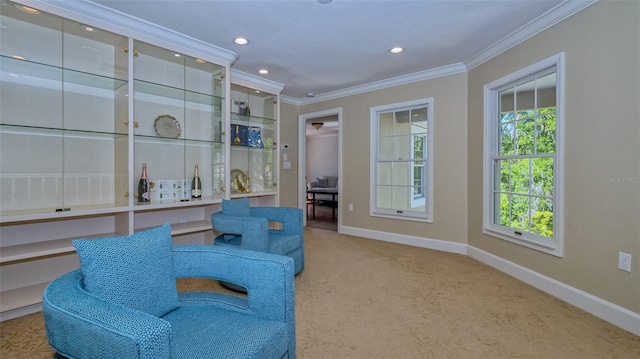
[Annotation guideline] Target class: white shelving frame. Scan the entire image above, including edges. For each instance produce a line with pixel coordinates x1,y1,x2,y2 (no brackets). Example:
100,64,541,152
0,0,283,320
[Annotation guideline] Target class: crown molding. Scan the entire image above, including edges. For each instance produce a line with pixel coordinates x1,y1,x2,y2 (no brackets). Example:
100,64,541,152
16,0,239,66
465,0,598,70
18,0,598,104
286,62,468,106
286,0,597,104
231,69,285,95
280,95,300,106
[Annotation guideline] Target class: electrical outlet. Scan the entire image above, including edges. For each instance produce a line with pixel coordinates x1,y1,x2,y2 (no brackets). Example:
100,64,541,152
348,203,353,212
618,252,632,272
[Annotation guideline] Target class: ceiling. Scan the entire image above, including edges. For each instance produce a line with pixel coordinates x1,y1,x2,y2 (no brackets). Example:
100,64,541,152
89,0,579,102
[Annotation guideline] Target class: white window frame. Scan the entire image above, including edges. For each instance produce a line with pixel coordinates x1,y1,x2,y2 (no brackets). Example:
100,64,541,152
370,98,434,222
483,53,565,256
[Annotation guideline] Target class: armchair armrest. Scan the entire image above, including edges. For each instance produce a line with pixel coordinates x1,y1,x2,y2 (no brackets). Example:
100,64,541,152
172,245,295,334
43,270,172,359
211,212,270,252
250,207,303,236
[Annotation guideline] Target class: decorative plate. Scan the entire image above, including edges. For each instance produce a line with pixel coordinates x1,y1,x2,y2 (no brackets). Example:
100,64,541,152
154,114,181,138
230,168,249,193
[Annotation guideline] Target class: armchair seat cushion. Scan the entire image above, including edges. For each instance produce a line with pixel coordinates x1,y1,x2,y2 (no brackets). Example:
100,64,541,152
163,306,289,358
269,231,302,255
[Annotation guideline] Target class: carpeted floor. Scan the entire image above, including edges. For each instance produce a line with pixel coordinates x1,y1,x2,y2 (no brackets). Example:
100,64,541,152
1,227,639,358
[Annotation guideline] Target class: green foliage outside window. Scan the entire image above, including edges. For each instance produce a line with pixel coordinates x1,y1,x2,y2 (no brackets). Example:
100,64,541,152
497,107,556,237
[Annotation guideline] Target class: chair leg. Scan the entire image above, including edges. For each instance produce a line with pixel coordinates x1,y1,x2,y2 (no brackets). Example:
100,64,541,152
306,199,313,219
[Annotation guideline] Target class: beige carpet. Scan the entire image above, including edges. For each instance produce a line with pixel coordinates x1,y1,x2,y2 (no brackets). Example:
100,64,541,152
2,227,639,358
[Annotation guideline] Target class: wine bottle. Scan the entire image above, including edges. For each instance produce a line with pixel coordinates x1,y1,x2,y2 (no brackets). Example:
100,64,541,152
137,163,150,203
191,164,202,199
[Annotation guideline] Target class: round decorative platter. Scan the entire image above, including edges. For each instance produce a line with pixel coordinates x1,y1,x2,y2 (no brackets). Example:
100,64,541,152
154,114,181,138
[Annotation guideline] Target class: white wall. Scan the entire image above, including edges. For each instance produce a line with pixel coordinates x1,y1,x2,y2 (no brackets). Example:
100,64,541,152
306,133,338,185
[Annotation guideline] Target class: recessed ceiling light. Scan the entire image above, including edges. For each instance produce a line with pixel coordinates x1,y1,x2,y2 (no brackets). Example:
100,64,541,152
233,37,249,45
80,24,96,32
173,53,181,58
258,69,269,75
11,55,26,61
389,47,404,54
15,4,40,14
195,58,206,64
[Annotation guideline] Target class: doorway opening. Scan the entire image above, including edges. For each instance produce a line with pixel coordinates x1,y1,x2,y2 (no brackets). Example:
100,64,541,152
298,108,342,231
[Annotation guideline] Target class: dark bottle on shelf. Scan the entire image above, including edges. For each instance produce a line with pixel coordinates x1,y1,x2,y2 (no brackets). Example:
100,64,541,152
191,164,202,199
137,163,150,203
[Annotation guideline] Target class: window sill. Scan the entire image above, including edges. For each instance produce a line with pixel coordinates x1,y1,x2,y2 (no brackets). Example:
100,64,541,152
482,227,562,257
371,211,433,223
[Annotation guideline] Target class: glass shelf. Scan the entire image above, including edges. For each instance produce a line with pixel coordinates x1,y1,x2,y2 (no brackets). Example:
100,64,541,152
230,144,277,151
134,79,223,106
230,112,277,126
0,123,128,138
133,133,224,146
0,55,128,91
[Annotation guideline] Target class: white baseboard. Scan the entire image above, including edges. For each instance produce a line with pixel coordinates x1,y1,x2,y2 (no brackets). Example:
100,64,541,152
339,225,640,336
0,303,42,322
340,225,467,254
468,246,640,336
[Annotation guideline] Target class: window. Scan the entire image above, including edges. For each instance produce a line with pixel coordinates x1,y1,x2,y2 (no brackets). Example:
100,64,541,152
370,99,433,222
483,53,564,256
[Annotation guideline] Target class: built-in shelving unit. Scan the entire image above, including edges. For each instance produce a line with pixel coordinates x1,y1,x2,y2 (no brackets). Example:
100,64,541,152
0,0,282,320
228,72,283,206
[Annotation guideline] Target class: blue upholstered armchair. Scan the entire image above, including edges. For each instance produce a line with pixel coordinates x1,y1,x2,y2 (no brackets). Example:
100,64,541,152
43,224,296,359
211,198,304,275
